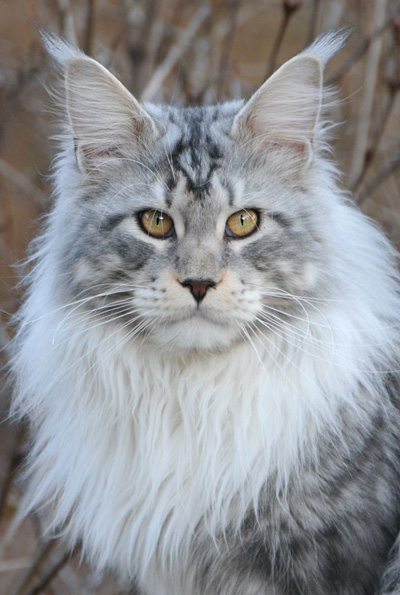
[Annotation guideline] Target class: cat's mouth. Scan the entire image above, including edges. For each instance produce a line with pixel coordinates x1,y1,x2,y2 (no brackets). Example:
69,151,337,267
162,308,228,328
147,306,240,351
166,308,228,327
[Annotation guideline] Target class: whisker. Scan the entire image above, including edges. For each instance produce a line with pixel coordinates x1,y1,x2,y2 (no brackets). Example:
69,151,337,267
253,315,399,375
57,316,161,411
52,306,143,348
21,282,149,327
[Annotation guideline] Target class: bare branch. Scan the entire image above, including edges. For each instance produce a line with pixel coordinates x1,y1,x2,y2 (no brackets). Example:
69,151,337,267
0,558,33,573
307,0,321,45
0,320,11,353
0,428,24,531
0,489,33,559
326,11,397,85
217,0,242,96
124,0,160,96
0,159,47,210
352,77,400,193
348,0,388,189
53,0,78,45
25,549,76,595
264,1,302,79
13,540,56,595
83,0,96,55
141,5,211,102
357,151,400,205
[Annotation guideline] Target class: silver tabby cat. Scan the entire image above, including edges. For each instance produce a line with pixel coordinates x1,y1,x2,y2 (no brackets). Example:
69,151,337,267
11,32,400,594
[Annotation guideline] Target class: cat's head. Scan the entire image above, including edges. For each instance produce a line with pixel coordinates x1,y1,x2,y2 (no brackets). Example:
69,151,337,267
45,33,346,352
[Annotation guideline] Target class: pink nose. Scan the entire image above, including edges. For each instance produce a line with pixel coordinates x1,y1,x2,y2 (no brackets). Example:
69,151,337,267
180,279,216,303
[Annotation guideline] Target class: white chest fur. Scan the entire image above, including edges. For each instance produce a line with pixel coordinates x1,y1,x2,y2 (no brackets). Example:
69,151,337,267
17,307,373,587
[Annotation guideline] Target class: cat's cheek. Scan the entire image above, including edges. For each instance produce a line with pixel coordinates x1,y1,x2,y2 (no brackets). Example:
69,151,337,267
71,253,126,290
296,261,319,292
276,259,320,293
73,257,100,286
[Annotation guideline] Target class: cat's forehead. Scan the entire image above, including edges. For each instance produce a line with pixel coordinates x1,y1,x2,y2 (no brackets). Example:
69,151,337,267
149,102,243,137
146,102,243,213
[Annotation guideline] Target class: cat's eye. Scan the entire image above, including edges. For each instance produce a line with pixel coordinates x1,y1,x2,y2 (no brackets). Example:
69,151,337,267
139,210,174,239
225,209,259,238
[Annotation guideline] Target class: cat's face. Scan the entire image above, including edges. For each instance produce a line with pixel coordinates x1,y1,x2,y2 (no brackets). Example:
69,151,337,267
53,41,334,351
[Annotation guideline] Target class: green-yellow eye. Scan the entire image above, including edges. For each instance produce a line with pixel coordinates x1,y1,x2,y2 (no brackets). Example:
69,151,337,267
140,210,174,238
226,209,258,238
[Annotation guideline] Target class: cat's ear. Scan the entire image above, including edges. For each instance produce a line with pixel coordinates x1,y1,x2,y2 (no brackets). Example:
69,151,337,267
64,57,158,173
232,55,322,165
231,31,348,168
42,34,158,174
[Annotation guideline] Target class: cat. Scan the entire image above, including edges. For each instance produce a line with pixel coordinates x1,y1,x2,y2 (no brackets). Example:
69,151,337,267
10,31,400,594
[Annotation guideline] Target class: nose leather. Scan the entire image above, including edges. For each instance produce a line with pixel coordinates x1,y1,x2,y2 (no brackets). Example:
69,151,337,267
181,279,216,303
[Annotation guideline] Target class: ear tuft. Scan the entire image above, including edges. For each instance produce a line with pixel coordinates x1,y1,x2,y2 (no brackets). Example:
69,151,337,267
302,29,350,66
40,31,82,65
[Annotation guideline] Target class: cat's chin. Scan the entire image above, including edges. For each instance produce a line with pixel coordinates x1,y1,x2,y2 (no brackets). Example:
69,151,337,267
146,312,242,352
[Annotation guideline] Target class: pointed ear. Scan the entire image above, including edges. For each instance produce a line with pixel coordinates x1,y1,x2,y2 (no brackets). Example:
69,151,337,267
232,54,323,166
64,56,159,174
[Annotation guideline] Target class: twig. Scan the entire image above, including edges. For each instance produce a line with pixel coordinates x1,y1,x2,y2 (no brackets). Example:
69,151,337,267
217,0,242,96
13,540,56,595
0,159,47,210
198,0,261,100
326,12,396,85
0,319,11,352
0,427,24,528
307,0,321,45
264,1,302,79
83,0,96,55
25,549,76,595
348,0,388,189
0,558,33,573
124,0,160,96
323,0,345,30
0,489,32,558
152,0,185,70
1,59,43,107
141,4,210,102
53,0,78,45
214,3,259,43
357,152,400,205
352,78,400,193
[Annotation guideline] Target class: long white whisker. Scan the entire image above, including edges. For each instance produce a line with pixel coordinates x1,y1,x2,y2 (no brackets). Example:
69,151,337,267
53,306,144,348
19,283,148,326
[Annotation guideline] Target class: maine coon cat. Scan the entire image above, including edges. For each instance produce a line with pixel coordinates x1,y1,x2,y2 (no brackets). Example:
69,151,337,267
11,31,400,594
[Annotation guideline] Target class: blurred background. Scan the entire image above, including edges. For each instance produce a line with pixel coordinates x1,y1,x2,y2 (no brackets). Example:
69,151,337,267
1,0,400,593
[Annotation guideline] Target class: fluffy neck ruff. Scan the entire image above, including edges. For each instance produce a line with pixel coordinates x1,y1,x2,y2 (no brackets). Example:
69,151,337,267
13,291,393,582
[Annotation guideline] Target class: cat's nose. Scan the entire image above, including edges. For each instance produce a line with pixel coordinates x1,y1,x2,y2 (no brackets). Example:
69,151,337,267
180,279,216,303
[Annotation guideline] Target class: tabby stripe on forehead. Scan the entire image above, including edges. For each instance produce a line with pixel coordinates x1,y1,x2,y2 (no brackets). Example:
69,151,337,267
166,135,223,203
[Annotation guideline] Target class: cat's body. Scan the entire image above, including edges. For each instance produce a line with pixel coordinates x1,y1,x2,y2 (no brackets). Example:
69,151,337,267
11,33,400,594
